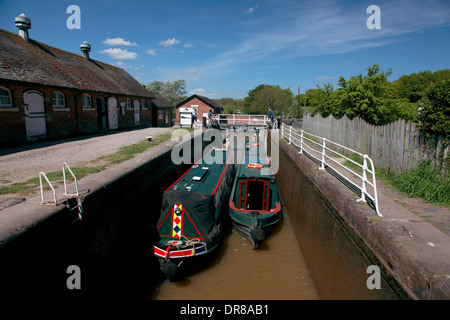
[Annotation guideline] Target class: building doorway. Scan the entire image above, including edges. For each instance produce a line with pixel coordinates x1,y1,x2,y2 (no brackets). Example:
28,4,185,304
23,90,46,141
97,97,107,131
134,99,140,125
107,97,118,130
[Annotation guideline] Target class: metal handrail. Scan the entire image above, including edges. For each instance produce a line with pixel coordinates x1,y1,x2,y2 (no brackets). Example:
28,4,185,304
215,114,268,125
62,162,79,196
39,172,57,205
281,123,381,216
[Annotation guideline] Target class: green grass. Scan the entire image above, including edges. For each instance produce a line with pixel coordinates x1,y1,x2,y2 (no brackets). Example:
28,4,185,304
0,132,174,196
380,161,450,206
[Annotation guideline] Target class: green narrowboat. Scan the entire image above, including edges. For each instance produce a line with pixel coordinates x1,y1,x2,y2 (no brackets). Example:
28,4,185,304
229,139,282,249
150,139,235,281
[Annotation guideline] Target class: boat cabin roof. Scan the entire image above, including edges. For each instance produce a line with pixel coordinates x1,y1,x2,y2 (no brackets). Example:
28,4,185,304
235,142,275,179
166,147,232,194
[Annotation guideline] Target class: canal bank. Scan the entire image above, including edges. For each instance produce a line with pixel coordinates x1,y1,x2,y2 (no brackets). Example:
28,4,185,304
0,127,448,300
276,137,450,300
0,128,199,300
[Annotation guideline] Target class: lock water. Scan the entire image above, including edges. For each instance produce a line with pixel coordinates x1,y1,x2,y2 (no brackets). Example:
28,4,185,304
149,211,319,300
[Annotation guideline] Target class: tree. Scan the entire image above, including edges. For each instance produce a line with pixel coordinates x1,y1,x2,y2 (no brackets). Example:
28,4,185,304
145,79,187,105
243,84,293,116
312,64,417,125
419,78,450,141
392,69,450,104
213,98,244,114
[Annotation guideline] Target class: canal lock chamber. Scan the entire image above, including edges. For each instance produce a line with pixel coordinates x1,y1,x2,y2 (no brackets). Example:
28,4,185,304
1,130,413,300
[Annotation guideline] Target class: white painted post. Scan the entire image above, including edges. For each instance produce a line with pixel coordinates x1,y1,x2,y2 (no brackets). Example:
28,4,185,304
39,172,57,205
300,130,304,154
358,155,368,203
320,138,327,170
289,126,292,144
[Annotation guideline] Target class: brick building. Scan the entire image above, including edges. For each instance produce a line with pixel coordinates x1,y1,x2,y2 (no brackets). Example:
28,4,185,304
151,92,174,127
0,14,155,148
175,94,223,126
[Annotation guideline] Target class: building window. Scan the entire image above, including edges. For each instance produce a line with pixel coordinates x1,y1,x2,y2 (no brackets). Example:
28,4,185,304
126,98,131,109
0,86,12,107
158,110,163,120
82,94,92,109
51,92,65,108
142,99,147,110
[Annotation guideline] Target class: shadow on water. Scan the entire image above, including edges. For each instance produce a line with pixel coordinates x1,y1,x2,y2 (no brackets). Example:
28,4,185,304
148,202,319,300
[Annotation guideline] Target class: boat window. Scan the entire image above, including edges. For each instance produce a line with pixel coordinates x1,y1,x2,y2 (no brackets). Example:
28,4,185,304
238,181,247,209
238,180,271,211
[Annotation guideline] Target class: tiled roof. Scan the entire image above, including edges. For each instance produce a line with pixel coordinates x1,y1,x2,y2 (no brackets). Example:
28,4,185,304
0,28,153,98
150,92,174,108
175,94,223,110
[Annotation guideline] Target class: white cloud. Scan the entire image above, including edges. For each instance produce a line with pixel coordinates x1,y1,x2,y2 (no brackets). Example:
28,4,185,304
189,88,221,99
100,48,138,60
146,49,157,56
102,37,138,46
245,5,259,15
159,37,180,47
113,61,143,70
203,0,450,73
190,88,207,96
189,88,221,98
183,43,193,48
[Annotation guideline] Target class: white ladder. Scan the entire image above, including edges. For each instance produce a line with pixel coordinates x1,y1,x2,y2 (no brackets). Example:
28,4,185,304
39,162,80,205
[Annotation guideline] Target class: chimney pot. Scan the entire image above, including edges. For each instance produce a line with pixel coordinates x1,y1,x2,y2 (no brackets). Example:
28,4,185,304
15,13,31,41
80,41,91,59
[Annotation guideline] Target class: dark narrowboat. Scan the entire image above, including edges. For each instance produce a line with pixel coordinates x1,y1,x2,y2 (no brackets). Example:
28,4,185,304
229,136,282,249
150,139,235,281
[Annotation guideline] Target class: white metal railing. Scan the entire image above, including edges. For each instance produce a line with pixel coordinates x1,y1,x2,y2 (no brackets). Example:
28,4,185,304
281,123,381,216
39,162,80,206
215,114,268,126
62,162,79,196
39,172,57,205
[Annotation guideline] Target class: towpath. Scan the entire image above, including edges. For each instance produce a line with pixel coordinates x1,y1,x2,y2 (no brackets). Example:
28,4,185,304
0,127,175,209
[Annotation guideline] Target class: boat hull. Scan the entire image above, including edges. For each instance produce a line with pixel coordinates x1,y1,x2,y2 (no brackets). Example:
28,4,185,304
229,204,281,249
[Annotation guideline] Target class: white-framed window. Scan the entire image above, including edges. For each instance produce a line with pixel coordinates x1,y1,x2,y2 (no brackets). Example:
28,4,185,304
142,99,147,110
0,86,12,107
51,92,65,108
82,94,92,109
126,98,131,109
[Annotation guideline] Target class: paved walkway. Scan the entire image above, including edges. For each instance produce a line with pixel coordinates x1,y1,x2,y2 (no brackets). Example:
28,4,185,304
295,135,450,237
0,127,175,210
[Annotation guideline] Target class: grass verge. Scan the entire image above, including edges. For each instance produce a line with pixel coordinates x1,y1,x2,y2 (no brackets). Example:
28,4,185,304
0,132,175,196
379,161,449,206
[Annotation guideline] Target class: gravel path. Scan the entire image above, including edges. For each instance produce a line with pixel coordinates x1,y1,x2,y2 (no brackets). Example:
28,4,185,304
0,127,174,188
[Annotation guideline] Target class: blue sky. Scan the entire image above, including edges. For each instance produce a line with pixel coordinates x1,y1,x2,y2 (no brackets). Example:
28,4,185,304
0,0,449,99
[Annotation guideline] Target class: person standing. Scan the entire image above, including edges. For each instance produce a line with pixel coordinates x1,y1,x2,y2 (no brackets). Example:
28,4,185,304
268,108,275,127
193,108,198,126
207,109,213,128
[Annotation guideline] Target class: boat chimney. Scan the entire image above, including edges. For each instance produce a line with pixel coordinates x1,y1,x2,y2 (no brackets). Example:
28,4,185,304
15,13,31,41
80,41,91,60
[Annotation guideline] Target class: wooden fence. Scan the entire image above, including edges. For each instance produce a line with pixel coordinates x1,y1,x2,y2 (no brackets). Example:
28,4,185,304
303,113,448,173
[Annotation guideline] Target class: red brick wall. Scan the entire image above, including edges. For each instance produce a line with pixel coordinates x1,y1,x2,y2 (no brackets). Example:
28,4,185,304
0,80,153,148
175,97,219,125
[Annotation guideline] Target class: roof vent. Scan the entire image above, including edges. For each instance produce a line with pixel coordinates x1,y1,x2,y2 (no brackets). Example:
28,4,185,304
15,13,31,41
80,41,91,59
